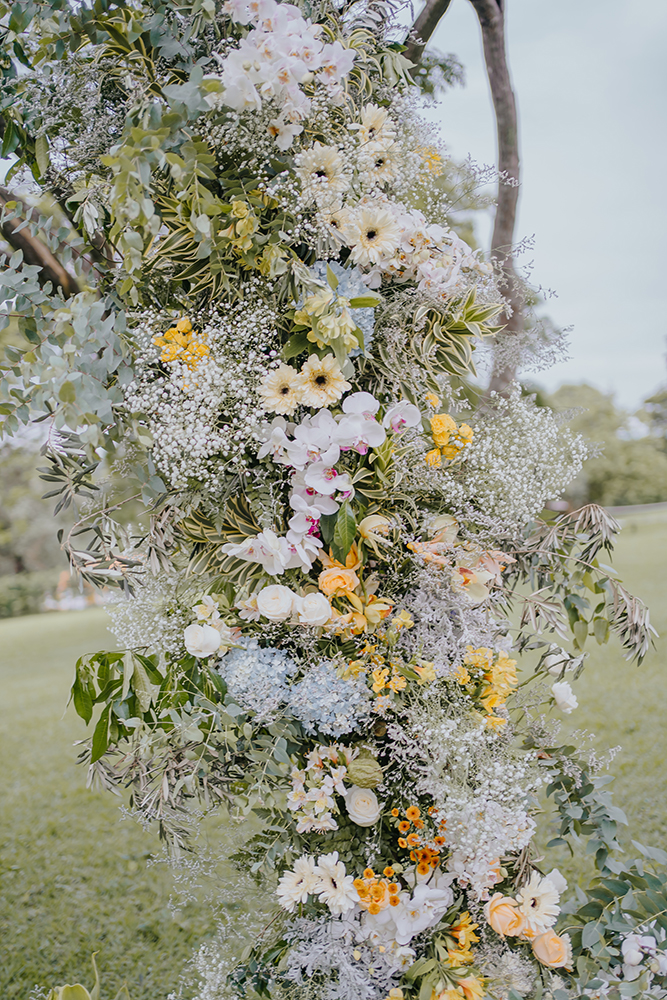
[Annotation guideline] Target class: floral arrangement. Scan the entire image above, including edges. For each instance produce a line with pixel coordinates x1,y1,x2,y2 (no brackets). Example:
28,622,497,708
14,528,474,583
2,0,666,999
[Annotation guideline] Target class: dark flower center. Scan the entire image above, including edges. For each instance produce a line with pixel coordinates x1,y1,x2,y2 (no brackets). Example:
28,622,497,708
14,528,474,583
366,229,378,241
315,374,328,386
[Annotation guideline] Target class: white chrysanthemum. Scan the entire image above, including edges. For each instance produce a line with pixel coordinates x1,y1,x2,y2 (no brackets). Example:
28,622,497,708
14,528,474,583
276,856,320,912
314,852,358,915
258,363,304,415
345,205,401,266
515,873,560,933
299,354,351,408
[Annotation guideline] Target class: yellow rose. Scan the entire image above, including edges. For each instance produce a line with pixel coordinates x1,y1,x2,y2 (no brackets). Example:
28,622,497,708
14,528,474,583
531,929,572,969
175,317,192,334
425,448,442,468
483,893,526,938
318,567,360,596
430,412,457,447
458,422,474,443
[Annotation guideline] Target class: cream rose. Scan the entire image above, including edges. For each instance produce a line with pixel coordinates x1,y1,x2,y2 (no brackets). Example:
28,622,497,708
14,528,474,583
484,893,526,938
318,566,360,597
184,623,223,658
256,584,296,622
531,929,572,969
345,785,382,827
296,592,332,626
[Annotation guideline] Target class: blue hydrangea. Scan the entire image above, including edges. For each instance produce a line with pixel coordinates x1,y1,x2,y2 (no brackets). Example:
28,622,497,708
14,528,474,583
218,639,298,719
311,260,375,354
287,659,371,737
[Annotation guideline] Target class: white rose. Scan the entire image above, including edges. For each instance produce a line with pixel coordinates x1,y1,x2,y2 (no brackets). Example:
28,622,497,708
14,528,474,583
345,785,382,827
184,623,223,658
296,592,332,626
551,680,578,714
256,584,296,622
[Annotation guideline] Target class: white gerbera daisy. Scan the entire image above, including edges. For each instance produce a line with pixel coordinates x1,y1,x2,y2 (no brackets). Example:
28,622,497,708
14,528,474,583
314,851,359,915
276,855,320,912
355,104,396,145
258,364,304,415
300,354,351,408
345,206,401,266
297,143,349,205
357,141,398,186
515,873,560,933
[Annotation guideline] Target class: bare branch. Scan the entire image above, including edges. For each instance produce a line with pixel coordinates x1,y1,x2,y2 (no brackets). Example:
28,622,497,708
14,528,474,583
403,0,454,64
0,186,80,297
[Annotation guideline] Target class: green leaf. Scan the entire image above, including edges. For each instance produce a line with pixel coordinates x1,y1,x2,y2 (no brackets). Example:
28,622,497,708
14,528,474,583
573,619,588,648
34,134,50,177
72,675,93,725
54,988,92,1000
326,264,339,290
319,512,337,546
348,295,381,308
593,617,610,644
90,705,110,763
581,920,602,949
58,381,77,403
331,501,357,563
283,332,311,361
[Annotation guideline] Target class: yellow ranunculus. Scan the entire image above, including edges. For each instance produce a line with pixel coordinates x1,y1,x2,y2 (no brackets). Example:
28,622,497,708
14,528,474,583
430,412,457,447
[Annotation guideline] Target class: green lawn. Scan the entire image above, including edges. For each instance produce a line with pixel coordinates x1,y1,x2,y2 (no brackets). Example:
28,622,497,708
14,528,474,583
533,508,667,882
0,510,665,997
0,610,215,999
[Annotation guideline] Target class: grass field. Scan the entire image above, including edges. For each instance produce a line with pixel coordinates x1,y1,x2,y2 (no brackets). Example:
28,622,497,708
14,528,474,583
0,610,215,999
0,510,665,997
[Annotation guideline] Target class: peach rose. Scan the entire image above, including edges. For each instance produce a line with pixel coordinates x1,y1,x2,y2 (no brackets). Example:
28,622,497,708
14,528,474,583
484,893,526,938
318,566,360,596
531,929,572,969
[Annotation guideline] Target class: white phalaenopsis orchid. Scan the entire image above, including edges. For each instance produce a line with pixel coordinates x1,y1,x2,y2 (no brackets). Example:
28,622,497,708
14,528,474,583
383,400,422,433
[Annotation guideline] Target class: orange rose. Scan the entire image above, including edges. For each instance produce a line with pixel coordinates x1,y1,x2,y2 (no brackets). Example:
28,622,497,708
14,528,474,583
483,893,526,938
318,567,360,596
531,929,572,969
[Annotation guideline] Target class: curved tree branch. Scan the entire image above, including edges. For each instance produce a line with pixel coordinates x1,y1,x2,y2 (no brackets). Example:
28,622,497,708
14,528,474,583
403,0,453,65
405,0,523,392
0,187,80,297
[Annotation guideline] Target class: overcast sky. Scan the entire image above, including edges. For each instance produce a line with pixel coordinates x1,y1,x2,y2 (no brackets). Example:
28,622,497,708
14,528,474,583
421,0,667,409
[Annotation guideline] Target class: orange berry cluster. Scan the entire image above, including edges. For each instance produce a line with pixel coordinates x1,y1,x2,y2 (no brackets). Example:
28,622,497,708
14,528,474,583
354,866,401,914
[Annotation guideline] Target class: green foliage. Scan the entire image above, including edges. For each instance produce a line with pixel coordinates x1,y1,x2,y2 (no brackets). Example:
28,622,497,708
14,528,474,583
549,383,667,506
0,567,60,617
0,609,218,999
510,504,656,662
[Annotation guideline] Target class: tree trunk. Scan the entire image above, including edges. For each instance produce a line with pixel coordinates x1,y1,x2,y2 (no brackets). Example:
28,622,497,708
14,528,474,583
469,0,523,393
404,0,523,393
